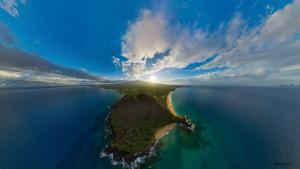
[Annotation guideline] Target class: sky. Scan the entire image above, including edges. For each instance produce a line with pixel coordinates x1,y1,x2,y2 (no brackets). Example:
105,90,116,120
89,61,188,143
0,0,299,85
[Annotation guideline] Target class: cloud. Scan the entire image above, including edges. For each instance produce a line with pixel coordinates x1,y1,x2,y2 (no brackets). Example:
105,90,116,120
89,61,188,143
260,1,300,45
0,43,104,81
0,69,98,86
122,10,170,63
0,22,107,86
2,39,107,81
281,64,300,72
115,0,300,85
0,69,22,78
202,0,300,83
119,10,171,78
119,9,224,79
0,0,27,17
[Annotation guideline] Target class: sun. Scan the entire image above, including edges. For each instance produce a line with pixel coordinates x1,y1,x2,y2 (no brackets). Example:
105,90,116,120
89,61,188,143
149,75,157,82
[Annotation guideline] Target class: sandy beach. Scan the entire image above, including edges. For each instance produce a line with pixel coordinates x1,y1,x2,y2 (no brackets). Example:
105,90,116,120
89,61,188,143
155,92,178,140
167,92,177,116
155,123,176,140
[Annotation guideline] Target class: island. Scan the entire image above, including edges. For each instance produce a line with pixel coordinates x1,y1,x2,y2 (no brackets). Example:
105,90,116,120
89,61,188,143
99,81,194,168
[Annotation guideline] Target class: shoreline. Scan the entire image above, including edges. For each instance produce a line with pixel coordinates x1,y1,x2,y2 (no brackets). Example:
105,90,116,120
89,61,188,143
154,92,177,141
166,92,177,116
155,123,176,140
166,91,196,131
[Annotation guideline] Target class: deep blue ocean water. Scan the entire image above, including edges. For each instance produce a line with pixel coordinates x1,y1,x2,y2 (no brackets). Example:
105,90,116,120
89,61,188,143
0,87,121,169
0,86,299,169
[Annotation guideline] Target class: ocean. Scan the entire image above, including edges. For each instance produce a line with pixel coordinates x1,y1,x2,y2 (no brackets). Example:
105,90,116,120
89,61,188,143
150,87,300,169
0,86,121,169
0,86,299,169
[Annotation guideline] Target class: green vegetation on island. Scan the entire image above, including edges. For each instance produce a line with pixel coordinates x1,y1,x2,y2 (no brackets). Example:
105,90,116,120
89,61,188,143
98,81,192,167
107,94,173,154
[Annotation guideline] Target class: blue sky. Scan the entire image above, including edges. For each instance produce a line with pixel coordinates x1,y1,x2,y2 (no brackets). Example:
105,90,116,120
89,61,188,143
0,0,152,77
0,0,299,85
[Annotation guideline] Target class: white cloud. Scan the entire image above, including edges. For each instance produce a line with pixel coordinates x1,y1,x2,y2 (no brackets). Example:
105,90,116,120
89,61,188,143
260,0,300,45
116,0,300,85
204,0,300,83
0,0,27,17
0,70,22,78
0,68,97,86
154,28,222,69
120,10,171,78
281,64,300,72
122,10,170,63
119,9,223,78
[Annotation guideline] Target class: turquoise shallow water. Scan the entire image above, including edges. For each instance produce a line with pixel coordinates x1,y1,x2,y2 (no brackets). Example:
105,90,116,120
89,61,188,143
1,86,300,169
147,87,300,169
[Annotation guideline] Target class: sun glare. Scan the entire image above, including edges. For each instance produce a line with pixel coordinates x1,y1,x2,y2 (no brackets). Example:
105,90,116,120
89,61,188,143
149,75,157,82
